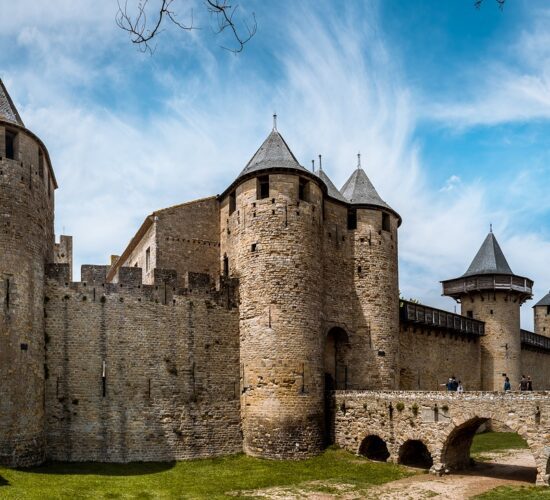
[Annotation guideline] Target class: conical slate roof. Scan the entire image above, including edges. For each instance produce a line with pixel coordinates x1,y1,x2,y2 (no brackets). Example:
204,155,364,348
340,166,392,210
534,292,550,307
318,168,347,202
237,129,309,179
0,79,24,126
463,232,514,277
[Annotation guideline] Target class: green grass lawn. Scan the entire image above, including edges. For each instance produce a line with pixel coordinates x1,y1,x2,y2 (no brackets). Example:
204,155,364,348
0,448,411,499
476,486,550,499
471,431,529,456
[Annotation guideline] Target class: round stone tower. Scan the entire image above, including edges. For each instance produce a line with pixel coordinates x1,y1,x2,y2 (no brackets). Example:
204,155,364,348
340,156,401,389
442,231,533,391
533,292,550,337
220,125,325,458
0,80,56,466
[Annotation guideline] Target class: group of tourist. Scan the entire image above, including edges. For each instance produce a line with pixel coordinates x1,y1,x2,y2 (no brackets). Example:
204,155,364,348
442,375,535,392
504,375,534,392
444,376,464,393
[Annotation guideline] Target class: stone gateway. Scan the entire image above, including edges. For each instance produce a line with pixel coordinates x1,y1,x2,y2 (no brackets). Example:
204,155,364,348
1,82,549,483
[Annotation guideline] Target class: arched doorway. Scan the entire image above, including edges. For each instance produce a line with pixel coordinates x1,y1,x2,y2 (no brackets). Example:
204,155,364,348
324,327,350,445
324,327,350,391
359,435,390,462
442,417,536,484
399,440,433,469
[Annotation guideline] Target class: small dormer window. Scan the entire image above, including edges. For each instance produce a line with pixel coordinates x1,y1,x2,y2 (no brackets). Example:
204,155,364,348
5,129,16,160
382,212,390,232
257,175,269,200
347,208,357,230
229,191,236,215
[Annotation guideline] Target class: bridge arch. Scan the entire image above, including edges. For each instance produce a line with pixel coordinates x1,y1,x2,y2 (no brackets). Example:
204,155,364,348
441,412,544,483
358,435,390,462
398,439,433,469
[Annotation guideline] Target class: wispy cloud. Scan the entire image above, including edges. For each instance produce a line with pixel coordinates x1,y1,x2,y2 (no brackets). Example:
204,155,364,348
1,0,548,329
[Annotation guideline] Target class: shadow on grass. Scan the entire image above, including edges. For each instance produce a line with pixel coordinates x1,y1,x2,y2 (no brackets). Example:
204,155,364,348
0,475,9,486
20,461,176,477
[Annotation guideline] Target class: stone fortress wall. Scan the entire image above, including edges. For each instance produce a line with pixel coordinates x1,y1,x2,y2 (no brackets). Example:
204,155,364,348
2,78,550,467
43,264,241,462
0,118,56,467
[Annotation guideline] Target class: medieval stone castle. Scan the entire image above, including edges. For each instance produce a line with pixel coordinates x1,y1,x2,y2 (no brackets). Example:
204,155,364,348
2,79,550,472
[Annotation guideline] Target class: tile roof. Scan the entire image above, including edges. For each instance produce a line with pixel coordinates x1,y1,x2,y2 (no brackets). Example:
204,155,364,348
463,232,514,277
534,292,550,307
0,79,24,126
237,129,309,179
340,166,392,210
317,167,348,202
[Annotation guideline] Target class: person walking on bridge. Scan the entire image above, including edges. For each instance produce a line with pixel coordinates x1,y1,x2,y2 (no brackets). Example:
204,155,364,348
519,375,528,391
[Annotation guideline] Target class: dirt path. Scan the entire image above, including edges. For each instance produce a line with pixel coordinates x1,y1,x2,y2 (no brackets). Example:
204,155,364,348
361,449,536,499
233,449,536,499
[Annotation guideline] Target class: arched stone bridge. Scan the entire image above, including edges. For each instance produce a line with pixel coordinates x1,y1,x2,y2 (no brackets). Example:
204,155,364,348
332,391,550,485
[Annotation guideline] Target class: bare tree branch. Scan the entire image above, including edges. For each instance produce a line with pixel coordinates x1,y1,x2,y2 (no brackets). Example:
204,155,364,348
116,0,256,54
205,0,257,53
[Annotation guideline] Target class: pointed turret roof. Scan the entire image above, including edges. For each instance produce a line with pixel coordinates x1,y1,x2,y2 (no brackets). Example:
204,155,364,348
237,129,309,179
462,232,514,277
534,292,550,307
317,166,347,203
340,166,392,210
0,79,24,126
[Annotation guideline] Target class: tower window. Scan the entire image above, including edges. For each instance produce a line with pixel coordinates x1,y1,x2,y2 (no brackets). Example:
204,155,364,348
298,178,309,202
145,247,151,272
347,209,357,230
547,305,550,315
382,212,391,232
466,310,473,318
257,175,269,200
229,191,236,215
5,129,16,160
223,254,229,276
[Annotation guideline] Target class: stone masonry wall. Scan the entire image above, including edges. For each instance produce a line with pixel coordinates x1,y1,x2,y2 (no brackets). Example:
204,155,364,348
461,293,521,391
155,197,220,288
534,305,550,337
333,390,550,485
521,348,550,391
44,274,241,462
399,325,482,391
117,221,156,284
221,173,325,459
0,122,54,467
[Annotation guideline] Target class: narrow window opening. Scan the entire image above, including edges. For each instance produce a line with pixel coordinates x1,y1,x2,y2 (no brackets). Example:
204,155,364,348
5,130,16,160
490,309,494,315
547,305,550,315
229,191,236,215
382,212,391,232
251,243,257,252
347,209,357,230
102,361,107,397
298,178,309,201
223,254,229,276
145,247,151,273
466,310,473,318
5,278,10,309
257,175,269,200
38,149,44,179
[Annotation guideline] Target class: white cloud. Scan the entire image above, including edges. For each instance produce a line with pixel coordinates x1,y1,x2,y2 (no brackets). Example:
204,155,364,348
1,0,548,331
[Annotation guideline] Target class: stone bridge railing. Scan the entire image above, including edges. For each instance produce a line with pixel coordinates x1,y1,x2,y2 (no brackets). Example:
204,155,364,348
332,390,550,485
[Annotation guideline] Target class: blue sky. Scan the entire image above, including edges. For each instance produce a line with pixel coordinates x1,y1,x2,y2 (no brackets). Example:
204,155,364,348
1,0,549,328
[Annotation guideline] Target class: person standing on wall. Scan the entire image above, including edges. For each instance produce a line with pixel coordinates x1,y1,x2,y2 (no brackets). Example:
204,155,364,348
504,377,511,392
527,376,533,391
519,375,528,391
